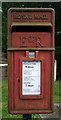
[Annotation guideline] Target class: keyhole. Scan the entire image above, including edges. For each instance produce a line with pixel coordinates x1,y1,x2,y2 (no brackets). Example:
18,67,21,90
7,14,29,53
18,79,20,83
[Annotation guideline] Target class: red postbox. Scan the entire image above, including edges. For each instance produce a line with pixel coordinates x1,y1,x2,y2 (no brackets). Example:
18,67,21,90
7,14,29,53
8,8,55,114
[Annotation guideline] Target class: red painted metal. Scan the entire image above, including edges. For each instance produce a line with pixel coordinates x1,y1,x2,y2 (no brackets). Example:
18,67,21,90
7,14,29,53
8,8,55,114
12,11,51,23
12,32,51,48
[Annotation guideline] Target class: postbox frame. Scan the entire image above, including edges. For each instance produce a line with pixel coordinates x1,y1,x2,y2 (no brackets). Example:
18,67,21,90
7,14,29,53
20,57,44,100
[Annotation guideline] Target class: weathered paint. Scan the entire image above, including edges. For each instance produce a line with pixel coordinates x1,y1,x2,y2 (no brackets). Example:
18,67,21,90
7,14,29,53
7,8,55,114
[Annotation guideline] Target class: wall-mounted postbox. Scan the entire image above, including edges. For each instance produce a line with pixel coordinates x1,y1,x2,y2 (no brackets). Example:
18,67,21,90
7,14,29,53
8,8,55,114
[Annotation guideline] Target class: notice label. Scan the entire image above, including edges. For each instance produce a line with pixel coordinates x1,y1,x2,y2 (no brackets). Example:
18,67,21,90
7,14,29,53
22,61,41,95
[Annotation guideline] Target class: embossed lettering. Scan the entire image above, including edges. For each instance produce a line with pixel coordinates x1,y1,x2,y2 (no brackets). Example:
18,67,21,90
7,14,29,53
19,36,43,47
13,14,49,21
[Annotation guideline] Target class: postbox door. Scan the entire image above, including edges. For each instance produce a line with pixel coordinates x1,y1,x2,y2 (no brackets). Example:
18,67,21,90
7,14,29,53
8,50,53,112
